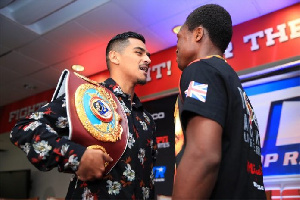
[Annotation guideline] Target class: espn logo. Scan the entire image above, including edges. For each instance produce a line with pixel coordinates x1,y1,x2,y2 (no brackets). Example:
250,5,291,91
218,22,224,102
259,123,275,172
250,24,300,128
156,136,170,149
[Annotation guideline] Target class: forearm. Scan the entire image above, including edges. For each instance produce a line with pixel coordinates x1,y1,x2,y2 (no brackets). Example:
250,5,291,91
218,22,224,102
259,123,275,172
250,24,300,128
10,117,86,173
10,95,86,173
173,115,222,199
173,151,220,199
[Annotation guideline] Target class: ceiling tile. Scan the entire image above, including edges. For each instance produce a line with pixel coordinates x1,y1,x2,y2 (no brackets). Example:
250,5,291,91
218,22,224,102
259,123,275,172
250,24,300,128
148,10,190,49
0,44,10,55
136,27,170,53
44,21,105,55
9,75,53,94
114,0,212,26
27,67,63,87
0,0,111,34
0,86,22,106
0,0,14,9
0,51,46,76
53,45,107,77
0,15,38,50
0,76,52,106
0,66,22,85
76,2,143,43
17,37,74,65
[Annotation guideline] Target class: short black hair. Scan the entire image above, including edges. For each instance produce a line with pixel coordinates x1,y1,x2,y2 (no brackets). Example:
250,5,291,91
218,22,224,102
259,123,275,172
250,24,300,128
106,31,146,70
185,4,232,53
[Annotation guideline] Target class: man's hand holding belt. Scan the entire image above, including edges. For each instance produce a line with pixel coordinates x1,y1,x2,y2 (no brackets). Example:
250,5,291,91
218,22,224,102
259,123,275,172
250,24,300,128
76,148,113,181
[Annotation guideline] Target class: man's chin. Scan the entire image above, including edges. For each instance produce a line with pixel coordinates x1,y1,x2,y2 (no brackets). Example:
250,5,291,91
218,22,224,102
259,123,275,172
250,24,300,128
178,63,185,71
137,79,147,85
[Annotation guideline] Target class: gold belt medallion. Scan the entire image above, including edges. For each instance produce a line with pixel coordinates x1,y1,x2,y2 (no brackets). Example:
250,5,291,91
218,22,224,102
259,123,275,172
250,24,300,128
75,83,122,142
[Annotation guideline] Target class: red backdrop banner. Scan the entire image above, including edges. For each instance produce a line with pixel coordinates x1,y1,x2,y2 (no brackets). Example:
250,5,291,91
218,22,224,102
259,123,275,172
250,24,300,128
0,89,54,134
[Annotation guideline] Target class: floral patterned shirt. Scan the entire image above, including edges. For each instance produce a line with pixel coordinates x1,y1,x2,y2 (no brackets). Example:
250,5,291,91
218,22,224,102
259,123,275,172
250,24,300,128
10,78,157,199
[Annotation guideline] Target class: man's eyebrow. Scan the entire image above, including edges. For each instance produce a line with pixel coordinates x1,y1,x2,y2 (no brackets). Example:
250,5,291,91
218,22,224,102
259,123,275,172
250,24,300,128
134,47,150,57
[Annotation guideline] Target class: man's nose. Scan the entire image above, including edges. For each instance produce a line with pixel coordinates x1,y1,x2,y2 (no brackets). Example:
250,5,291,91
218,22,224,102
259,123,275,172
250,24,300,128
144,55,151,65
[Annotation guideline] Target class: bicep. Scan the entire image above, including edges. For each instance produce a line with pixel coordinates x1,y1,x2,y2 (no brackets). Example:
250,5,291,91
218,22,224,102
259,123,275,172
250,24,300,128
184,113,222,163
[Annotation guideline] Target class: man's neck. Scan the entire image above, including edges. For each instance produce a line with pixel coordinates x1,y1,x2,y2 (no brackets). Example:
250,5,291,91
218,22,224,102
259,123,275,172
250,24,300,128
197,39,223,59
111,75,135,102
197,49,223,59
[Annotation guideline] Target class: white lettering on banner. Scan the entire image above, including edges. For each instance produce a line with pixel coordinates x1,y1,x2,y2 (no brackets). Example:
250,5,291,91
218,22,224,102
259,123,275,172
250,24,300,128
224,42,233,59
152,63,165,79
152,112,165,120
288,18,300,39
265,24,288,46
146,61,172,82
143,19,299,82
243,18,300,51
166,60,171,75
262,153,278,167
142,19,299,84
8,101,48,122
283,151,299,166
243,31,264,51
261,152,300,168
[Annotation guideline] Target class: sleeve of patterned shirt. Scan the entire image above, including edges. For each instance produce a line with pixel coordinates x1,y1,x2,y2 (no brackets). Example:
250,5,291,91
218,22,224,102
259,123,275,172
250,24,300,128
151,116,157,163
10,94,86,173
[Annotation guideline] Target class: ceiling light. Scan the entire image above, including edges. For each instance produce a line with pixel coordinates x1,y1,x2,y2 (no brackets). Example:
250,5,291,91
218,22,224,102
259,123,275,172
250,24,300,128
72,64,84,72
172,25,181,34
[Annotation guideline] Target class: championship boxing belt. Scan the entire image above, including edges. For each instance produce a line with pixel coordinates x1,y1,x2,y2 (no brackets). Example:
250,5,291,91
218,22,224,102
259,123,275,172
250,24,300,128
52,69,128,174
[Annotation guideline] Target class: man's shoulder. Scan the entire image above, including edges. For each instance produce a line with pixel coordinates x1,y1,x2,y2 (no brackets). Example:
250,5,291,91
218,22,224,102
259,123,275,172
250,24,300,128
204,57,234,71
182,58,220,78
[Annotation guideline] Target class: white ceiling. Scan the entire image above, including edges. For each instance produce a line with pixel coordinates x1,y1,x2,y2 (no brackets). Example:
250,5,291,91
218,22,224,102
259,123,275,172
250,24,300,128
0,0,298,107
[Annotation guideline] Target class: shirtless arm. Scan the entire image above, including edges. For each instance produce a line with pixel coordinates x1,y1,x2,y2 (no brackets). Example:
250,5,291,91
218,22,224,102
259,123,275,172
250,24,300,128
173,115,222,199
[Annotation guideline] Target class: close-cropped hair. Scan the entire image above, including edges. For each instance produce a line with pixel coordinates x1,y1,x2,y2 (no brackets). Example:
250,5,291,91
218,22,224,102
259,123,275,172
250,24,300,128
106,31,146,69
185,4,232,53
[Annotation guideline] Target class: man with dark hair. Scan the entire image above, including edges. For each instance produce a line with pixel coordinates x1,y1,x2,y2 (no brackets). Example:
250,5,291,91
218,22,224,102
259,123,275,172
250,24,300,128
10,31,157,199
173,4,266,199
106,31,146,70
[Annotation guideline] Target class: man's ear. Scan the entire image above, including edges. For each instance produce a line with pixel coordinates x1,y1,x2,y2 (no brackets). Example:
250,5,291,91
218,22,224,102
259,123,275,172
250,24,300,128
194,27,204,42
108,51,120,65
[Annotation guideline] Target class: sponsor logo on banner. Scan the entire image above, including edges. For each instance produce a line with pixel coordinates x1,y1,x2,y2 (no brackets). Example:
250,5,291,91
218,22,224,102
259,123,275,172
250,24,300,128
156,136,170,149
153,166,166,182
151,112,165,120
